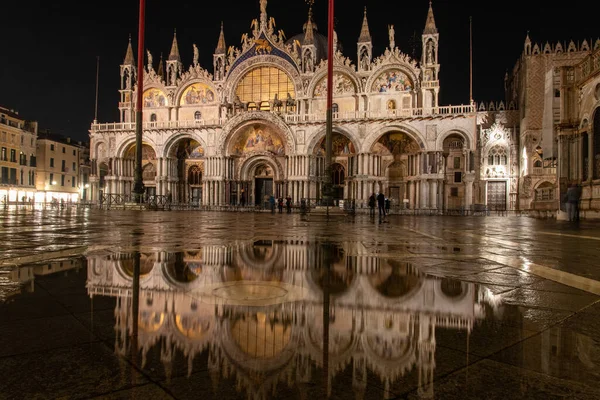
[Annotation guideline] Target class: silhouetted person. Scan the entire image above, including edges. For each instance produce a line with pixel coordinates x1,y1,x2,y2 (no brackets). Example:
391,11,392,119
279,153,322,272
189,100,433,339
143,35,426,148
377,192,386,219
368,193,376,217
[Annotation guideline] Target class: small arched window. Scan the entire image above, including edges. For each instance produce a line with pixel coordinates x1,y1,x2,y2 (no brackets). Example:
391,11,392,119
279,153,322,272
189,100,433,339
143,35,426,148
194,111,202,120
150,113,157,122
387,100,396,110
332,103,339,114
487,145,508,165
331,163,345,185
533,159,542,168
187,165,202,185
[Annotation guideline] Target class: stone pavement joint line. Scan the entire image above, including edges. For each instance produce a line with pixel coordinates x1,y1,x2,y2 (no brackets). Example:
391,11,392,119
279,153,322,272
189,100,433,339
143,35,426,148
539,231,600,241
408,227,600,296
482,254,600,296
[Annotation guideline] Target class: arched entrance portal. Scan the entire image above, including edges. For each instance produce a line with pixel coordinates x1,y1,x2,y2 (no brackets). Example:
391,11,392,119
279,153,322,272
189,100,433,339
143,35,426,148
124,143,157,196
168,138,204,204
252,163,274,207
371,131,420,208
226,122,287,207
313,133,356,201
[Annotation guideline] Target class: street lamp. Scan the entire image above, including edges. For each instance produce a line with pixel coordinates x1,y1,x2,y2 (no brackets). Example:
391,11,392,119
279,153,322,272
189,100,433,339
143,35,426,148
132,0,146,202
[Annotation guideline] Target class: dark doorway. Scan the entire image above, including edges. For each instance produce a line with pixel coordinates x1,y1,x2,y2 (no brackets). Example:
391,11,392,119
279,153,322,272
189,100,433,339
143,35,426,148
255,178,273,206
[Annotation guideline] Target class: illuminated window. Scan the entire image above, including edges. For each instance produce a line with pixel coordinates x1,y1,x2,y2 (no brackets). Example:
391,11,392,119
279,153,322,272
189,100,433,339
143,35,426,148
194,111,201,120
235,67,295,105
332,103,339,113
488,145,508,165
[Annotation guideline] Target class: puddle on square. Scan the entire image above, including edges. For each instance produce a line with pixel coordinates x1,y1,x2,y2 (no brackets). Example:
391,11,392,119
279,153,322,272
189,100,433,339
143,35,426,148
1,240,598,398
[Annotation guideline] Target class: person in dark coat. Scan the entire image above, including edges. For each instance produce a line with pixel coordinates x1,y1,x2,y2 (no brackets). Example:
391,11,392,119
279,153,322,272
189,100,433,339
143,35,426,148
377,192,386,219
368,193,376,217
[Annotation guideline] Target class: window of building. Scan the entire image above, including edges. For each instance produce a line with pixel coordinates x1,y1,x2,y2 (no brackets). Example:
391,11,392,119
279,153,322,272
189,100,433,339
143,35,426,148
61,174,65,186
9,168,16,184
450,187,458,197
554,89,560,97
50,158,54,168
10,149,16,162
72,162,76,172
454,171,462,183
187,165,202,185
72,177,76,187
487,145,508,165
454,157,460,169
19,153,26,165
21,136,24,145
234,66,295,105
73,149,76,156
49,173,54,185
20,170,23,185
0,167,7,184
30,155,36,167
1,147,6,161
62,147,65,153
61,160,66,172
150,113,157,122
50,144,55,151
194,111,202,120
331,163,345,185
332,103,339,114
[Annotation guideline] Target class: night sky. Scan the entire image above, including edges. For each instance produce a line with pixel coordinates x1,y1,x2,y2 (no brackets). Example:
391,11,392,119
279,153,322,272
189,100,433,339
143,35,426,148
1,0,597,142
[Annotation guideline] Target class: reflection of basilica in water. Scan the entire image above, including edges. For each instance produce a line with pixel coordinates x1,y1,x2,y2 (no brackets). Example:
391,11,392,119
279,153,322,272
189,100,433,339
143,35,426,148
86,241,501,399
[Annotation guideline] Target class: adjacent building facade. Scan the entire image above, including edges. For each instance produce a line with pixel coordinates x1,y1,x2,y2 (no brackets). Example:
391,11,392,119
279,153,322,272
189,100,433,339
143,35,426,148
0,106,38,203
35,131,83,203
505,35,600,218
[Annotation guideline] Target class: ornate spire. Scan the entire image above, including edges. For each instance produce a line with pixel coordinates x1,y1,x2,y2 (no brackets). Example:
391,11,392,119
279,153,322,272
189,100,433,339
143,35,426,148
168,30,180,61
423,1,438,34
123,34,135,65
303,2,315,44
358,7,371,43
157,53,164,79
215,22,226,54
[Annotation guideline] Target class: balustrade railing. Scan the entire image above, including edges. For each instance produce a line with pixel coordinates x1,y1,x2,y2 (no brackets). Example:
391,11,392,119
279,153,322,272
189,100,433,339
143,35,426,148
90,104,476,132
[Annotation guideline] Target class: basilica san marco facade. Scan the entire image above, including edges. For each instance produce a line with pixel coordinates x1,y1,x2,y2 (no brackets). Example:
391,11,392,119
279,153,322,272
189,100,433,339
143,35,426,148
89,1,517,211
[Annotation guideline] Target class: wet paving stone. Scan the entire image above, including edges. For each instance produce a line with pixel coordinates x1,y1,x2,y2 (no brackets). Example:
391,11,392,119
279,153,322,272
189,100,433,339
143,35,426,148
1,209,600,399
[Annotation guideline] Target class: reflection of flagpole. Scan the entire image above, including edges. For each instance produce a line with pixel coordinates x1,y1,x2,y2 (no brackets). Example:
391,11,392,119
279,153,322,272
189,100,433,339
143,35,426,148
131,251,140,385
322,243,331,397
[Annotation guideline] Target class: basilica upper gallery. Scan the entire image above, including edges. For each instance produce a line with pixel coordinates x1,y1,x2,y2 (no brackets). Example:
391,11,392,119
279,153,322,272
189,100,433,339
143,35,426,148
87,0,600,213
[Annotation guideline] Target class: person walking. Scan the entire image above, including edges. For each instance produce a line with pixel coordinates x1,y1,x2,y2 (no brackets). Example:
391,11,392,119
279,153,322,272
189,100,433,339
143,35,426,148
269,195,276,213
377,192,386,220
368,193,376,217
286,196,292,213
385,197,391,215
278,197,284,213
565,184,580,222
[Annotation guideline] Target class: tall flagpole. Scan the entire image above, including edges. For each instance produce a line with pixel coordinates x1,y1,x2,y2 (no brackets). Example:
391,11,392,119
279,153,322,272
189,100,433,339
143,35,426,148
324,0,335,210
94,56,99,124
469,16,473,104
133,0,146,201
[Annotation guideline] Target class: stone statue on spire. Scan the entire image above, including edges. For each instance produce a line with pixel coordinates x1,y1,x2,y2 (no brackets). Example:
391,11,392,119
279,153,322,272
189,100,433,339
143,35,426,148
260,0,268,28
388,25,395,49
147,50,153,71
193,44,199,66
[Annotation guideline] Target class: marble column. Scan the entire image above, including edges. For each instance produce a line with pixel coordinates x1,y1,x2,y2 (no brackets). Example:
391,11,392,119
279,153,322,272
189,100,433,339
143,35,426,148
420,180,429,209
430,180,438,209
